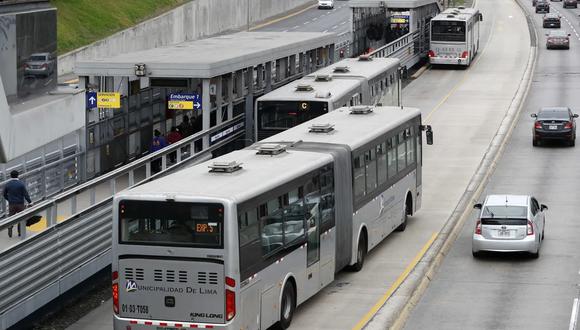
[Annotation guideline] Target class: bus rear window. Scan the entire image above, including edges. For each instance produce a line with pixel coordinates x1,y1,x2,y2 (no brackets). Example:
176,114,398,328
119,200,224,248
432,21,466,42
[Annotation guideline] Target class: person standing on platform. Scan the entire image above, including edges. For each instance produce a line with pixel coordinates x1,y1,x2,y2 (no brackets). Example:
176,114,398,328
149,130,168,173
167,126,183,163
179,115,193,137
3,170,32,237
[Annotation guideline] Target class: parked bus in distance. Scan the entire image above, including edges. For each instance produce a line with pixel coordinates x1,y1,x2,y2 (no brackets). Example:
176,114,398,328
255,56,401,140
111,105,433,330
428,7,483,66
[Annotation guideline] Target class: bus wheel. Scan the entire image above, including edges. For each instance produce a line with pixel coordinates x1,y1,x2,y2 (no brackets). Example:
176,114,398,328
351,233,367,272
395,201,409,232
277,281,296,330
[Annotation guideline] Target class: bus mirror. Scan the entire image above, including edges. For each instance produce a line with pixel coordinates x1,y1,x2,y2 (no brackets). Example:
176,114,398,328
426,126,433,145
473,203,482,209
479,13,483,21
531,113,537,118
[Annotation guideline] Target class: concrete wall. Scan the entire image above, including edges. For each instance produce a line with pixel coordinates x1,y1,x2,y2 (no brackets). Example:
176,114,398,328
0,75,85,162
59,0,316,76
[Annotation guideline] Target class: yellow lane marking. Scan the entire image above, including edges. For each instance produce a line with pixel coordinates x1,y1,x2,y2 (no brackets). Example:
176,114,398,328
28,216,67,232
352,231,439,330
64,78,79,84
249,4,318,31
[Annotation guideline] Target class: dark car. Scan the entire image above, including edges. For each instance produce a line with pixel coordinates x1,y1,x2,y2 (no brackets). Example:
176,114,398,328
564,0,577,8
532,107,578,146
546,30,571,49
543,13,561,28
536,1,550,12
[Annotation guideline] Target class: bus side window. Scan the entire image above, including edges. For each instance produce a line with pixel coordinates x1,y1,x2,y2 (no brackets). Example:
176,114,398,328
365,148,377,193
353,154,366,200
320,165,335,228
387,137,397,178
397,131,407,172
260,199,283,255
283,188,306,245
239,208,259,247
377,142,387,185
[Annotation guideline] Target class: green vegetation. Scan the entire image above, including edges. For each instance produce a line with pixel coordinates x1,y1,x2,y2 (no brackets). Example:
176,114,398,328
52,0,189,54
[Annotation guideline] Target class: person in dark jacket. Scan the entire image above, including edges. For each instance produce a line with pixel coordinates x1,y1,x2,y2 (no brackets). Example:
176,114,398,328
149,130,168,173
3,170,31,237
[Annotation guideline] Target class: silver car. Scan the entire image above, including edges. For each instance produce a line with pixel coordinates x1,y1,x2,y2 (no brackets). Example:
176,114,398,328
472,195,547,258
24,52,55,77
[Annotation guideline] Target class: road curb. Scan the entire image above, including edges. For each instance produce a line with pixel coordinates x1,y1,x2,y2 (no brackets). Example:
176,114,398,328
364,1,538,329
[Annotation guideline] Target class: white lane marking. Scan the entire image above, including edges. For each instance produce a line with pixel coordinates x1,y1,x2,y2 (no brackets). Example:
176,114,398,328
551,7,580,41
303,21,310,25
326,12,331,15
332,25,338,29
292,25,300,29
283,29,288,32
313,17,318,21
323,29,328,33
570,298,579,330
340,21,347,25
508,15,513,19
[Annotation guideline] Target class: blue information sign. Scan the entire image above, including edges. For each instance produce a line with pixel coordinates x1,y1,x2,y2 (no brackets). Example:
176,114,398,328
86,91,97,109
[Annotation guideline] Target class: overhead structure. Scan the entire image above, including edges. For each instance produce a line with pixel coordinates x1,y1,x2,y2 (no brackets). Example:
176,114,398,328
75,31,336,178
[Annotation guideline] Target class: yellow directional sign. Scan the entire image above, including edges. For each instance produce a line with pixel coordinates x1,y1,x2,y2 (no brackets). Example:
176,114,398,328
168,100,193,110
97,92,121,108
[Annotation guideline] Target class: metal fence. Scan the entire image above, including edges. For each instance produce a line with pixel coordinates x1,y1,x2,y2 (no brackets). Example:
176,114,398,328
0,115,245,329
369,30,423,69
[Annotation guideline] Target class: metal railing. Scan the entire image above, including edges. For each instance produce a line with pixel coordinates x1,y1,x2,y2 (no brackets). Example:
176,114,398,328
0,115,245,328
369,30,423,69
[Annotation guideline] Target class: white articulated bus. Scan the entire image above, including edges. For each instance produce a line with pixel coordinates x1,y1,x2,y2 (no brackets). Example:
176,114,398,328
428,7,483,66
111,105,433,330
255,56,401,140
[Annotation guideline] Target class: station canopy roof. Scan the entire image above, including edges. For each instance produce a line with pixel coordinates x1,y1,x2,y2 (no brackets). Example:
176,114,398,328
75,32,336,79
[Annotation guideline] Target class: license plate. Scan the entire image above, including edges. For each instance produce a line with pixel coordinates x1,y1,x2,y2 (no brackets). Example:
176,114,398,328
498,230,510,237
549,125,558,130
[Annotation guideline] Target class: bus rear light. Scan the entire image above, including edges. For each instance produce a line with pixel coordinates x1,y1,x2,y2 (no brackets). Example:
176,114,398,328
112,283,119,314
225,276,236,288
226,289,236,321
112,271,118,281
461,51,469,59
475,219,482,235
428,50,435,57
535,121,542,129
527,220,534,236
565,121,573,129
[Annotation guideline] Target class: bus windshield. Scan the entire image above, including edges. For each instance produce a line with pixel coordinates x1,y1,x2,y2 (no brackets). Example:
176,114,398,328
258,101,329,130
432,21,466,42
119,200,224,248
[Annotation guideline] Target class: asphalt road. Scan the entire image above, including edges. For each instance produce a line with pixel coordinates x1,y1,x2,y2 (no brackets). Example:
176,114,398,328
403,1,580,329
254,1,351,35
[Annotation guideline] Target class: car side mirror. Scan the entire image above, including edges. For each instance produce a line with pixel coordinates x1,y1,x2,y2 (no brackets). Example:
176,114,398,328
541,204,548,211
574,114,579,118
569,34,572,37
473,203,482,209
479,13,483,21
531,113,537,118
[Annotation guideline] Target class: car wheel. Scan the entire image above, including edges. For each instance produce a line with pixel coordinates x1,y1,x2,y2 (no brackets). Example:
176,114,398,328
533,138,540,146
531,241,540,259
542,228,545,240
472,250,481,258
569,138,575,147
350,234,367,272
274,281,296,330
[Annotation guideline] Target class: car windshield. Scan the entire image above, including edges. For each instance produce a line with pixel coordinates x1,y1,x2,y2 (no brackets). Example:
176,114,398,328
538,109,569,120
482,205,527,218
28,55,47,61
544,15,558,19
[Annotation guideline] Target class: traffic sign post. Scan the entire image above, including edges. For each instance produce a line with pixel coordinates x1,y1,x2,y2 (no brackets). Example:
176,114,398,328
168,93,201,111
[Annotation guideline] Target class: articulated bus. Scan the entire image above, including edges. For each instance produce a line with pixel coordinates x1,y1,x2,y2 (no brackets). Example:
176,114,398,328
255,56,401,140
111,105,433,330
428,7,483,66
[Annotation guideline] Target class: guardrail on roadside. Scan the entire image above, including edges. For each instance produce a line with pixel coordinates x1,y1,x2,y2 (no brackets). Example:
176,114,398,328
369,30,423,70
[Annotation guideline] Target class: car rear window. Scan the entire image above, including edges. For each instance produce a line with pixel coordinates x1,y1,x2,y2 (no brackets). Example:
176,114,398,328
481,205,527,218
538,110,569,120
29,55,47,61
481,218,528,226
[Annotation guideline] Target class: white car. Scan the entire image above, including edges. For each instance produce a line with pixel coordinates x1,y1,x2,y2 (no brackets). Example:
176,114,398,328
472,195,547,258
318,0,334,9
